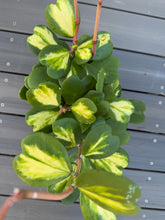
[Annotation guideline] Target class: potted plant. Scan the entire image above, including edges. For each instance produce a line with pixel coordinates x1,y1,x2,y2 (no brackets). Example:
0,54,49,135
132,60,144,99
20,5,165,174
0,0,145,219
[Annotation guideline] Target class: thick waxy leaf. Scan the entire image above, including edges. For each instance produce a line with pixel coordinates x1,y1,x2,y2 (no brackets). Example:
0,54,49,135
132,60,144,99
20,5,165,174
61,75,95,105
28,63,58,89
103,80,121,101
80,193,117,220
106,119,130,145
13,133,72,187
86,56,120,84
89,148,129,176
75,48,92,65
47,175,73,193
85,90,109,115
39,45,70,79
27,25,68,55
26,108,59,132
93,31,113,61
76,170,141,216
71,98,97,124
19,85,28,100
82,124,120,159
68,61,86,79
45,0,78,38
109,98,135,123
77,35,92,45
62,188,80,205
129,100,146,124
26,82,61,109
52,118,81,150
96,69,104,92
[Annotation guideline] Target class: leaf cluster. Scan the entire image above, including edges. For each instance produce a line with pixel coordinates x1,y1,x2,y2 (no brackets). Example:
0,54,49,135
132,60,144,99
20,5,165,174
15,0,146,219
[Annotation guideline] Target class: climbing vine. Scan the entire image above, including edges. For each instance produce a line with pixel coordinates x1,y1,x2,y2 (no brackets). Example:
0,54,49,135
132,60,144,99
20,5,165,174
0,0,145,219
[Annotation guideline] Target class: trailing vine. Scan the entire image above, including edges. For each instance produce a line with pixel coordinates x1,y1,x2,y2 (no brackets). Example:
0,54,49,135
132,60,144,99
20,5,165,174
0,0,146,219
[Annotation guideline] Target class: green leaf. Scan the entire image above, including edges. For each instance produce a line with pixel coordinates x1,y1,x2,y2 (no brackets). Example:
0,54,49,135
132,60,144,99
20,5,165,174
61,75,95,105
80,193,117,220
77,35,92,45
82,124,120,159
47,175,73,193
39,45,70,79
52,118,82,150
108,98,135,123
18,85,28,100
13,132,72,187
62,188,80,205
45,0,79,38
68,61,86,79
71,98,97,124
86,56,120,84
93,31,113,61
129,100,146,124
76,170,141,216
89,148,129,176
85,90,109,116
28,63,58,89
26,82,61,109
25,108,59,132
75,48,92,65
27,25,68,55
96,69,104,92
106,119,130,145
103,80,121,102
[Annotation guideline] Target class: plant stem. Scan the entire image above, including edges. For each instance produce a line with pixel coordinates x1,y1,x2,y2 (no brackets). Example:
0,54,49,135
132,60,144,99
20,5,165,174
92,0,103,57
71,0,80,55
0,186,74,220
75,143,82,178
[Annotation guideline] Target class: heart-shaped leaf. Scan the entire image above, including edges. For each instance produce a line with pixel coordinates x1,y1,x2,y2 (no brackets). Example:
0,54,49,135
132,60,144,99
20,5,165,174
108,98,135,123
39,45,71,79
92,31,113,61
27,25,68,55
89,147,129,176
26,108,59,132
45,0,79,38
76,170,141,216
52,118,82,150
82,124,120,159
129,100,146,124
13,132,72,187
106,119,130,145
28,63,58,89
26,82,61,109
71,98,97,124
80,193,117,220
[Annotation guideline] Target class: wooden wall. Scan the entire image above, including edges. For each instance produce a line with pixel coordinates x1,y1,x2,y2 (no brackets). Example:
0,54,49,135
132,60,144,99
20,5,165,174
0,0,165,219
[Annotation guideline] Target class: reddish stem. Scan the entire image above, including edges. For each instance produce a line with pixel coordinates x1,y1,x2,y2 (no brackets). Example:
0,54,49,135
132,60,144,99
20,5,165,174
92,0,103,57
0,186,74,220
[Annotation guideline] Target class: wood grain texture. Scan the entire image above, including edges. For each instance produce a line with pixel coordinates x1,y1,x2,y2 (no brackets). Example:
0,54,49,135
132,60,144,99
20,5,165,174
1,31,165,94
0,196,165,220
0,114,165,173
1,72,165,134
79,0,165,19
0,155,165,210
0,1,165,56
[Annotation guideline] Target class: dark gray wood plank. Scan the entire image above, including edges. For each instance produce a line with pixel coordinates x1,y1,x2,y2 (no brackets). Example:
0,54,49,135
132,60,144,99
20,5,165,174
0,155,165,210
79,0,165,19
1,31,165,94
1,114,165,173
0,1,165,56
1,72,165,134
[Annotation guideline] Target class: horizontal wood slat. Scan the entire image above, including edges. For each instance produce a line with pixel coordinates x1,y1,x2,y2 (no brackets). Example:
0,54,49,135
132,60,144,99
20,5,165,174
0,1,165,56
0,155,165,210
1,72,165,134
0,114,165,173
79,0,165,19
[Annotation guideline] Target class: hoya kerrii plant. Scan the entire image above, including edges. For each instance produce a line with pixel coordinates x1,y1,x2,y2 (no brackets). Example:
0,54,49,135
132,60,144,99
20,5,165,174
0,0,146,219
